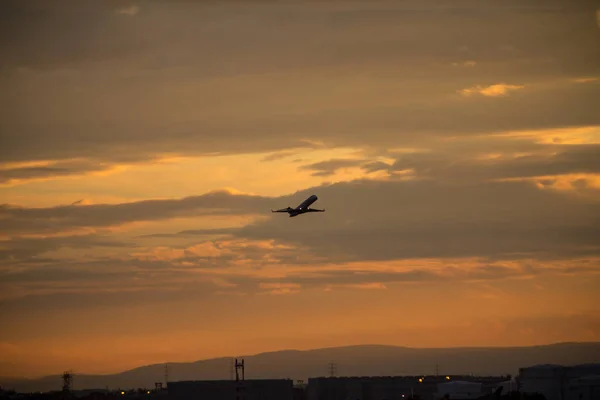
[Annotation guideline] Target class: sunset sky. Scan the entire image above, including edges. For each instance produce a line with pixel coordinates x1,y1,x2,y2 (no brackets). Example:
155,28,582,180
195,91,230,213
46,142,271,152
1,0,600,378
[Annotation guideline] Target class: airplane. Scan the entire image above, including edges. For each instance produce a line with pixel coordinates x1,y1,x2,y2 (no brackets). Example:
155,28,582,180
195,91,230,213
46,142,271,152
271,194,325,217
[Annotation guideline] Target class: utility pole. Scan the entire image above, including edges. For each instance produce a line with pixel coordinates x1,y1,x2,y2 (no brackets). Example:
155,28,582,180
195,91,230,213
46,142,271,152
235,359,245,400
164,363,169,388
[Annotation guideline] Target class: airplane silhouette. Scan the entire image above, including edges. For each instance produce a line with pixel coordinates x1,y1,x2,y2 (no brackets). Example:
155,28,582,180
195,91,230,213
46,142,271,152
271,194,325,217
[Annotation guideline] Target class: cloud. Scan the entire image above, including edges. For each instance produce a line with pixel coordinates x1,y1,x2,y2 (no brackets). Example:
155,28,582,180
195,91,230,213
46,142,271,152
1,0,599,166
260,151,302,162
572,77,599,83
0,190,269,235
2,0,600,377
3,126,600,269
0,159,114,186
224,178,600,262
115,5,139,16
459,83,524,97
5,177,597,267
452,60,477,68
258,282,301,295
3,151,600,265
298,158,367,177
4,240,598,304
384,143,600,183
0,234,132,263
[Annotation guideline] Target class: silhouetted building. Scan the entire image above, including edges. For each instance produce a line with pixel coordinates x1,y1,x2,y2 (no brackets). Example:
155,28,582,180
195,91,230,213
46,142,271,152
566,374,600,400
306,376,507,400
434,381,482,399
168,379,293,400
293,381,307,400
519,364,600,400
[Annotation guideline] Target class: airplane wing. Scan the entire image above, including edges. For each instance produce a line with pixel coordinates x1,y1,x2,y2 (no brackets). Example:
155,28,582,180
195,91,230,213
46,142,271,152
271,208,289,212
307,208,325,212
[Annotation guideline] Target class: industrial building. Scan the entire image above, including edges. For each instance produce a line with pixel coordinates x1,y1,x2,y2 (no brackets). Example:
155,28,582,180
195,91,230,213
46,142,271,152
306,376,507,400
566,374,600,400
168,379,294,400
518,363,600,400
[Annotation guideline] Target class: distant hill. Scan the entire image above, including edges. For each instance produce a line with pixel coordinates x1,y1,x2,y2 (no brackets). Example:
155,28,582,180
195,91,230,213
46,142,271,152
2,342,599,393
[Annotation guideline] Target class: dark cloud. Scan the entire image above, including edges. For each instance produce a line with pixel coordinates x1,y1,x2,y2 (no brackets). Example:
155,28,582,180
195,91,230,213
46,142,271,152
0,190,270,235
2,0,599,302
0,234,132,263
137,228,239,239
4,176,598,263
1,0,599,166
0,159,113,184
381,143,600,182
361,161,392,173
226,179,600,261
3,0,598,73
3,79,599,167
260,151,301,162
257,264,525,290
298,158,367,176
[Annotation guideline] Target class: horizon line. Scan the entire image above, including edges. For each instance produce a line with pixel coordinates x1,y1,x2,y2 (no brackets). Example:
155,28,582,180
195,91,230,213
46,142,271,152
4,341,599,381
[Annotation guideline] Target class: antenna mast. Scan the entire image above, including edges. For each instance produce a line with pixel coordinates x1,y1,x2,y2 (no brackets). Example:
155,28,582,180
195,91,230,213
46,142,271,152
328,362,337,377
235,359,245,382
62,371,73,393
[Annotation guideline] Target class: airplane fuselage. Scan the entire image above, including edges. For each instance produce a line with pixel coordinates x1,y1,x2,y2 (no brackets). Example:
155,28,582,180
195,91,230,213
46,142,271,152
296,194,317,211
272,194,324,217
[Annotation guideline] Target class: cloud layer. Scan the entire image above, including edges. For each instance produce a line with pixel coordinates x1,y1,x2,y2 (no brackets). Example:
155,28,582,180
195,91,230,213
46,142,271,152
2,0,599,169
2,0,600,378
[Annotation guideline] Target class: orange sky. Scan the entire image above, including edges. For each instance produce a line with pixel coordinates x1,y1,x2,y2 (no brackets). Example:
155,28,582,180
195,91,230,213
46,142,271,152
1,0,600,378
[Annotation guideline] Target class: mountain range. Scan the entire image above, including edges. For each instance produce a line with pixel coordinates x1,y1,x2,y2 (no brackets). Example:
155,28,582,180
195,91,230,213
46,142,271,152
2,342,599,393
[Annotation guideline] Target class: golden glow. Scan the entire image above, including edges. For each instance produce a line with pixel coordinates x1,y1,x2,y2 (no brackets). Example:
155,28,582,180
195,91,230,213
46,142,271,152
459,83,524,97
571,77,599,83
0,147,383,207
496,173,600,194
489,126,600,145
